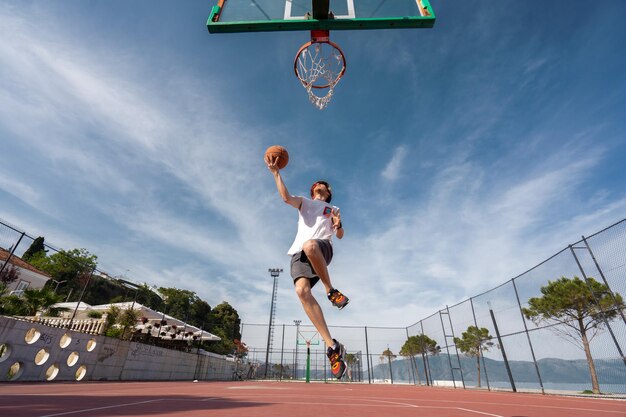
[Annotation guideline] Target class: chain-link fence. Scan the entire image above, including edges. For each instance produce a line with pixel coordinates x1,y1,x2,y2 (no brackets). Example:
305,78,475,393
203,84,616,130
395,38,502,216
240,219,626,394
1,217,625,393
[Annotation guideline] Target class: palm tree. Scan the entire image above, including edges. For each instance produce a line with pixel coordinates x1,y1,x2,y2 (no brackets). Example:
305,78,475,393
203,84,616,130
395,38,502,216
21,287,64,316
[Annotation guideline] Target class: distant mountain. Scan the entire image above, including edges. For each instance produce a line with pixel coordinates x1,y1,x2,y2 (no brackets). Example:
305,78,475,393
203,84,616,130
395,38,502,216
367,355,626,386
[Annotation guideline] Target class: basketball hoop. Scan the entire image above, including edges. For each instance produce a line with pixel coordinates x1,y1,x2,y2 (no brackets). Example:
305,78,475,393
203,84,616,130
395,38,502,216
294,30,346,110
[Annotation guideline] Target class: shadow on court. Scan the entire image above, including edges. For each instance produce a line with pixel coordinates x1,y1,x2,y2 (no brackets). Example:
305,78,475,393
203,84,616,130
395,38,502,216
2,394,266,417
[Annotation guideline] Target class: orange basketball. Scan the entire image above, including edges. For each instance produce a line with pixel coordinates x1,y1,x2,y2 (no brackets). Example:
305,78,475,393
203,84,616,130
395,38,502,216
264,145,289,169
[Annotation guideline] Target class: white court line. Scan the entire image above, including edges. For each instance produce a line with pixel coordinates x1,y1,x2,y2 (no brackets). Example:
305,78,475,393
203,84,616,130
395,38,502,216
368,398,503,417
38,400,162,417
457,407,504,417
203,398,413,408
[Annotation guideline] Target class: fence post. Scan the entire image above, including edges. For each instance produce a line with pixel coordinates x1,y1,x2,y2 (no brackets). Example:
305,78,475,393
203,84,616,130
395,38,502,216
278,324,285,381
387,349,394,384
470,297,491,390
364,326,372,384
570,243,626,368
511,278,545,394
488,304,516,392
582,236,626,327
405,327,417,384
69,266,96,328
0,232,25,276
419,320,432,386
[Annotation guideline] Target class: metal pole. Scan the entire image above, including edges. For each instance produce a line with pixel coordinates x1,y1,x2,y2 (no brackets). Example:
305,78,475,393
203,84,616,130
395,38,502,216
406,327,417,385
69,266,96,328
582,236,626,326
469,298,491,390
488,305,516,392
280,324,285,381
364,326,372,384
0,232,25,276
386,346,394,384
570,244,626,368
420,320,431,386
264,268,282,378
306,343,311,383
511,278,544,394
294,320,301,379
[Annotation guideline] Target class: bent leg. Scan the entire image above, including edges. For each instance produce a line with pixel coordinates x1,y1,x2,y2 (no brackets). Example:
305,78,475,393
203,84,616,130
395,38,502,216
294,278,333,348
301,239,333,294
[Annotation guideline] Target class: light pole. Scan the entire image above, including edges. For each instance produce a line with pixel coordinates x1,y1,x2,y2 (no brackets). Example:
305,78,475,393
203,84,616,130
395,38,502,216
51,279,67,294
293,319,301,379
264,268,282,378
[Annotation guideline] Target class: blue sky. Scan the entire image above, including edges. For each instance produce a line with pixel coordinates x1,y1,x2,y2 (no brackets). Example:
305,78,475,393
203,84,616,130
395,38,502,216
1,0,625,331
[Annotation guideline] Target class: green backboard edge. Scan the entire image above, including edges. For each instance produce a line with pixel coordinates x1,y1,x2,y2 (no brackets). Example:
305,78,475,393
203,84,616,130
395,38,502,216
207,2,436,33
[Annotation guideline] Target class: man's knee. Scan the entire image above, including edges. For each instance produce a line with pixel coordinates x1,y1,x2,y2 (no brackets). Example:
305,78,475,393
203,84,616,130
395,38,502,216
302,239,319,255
295,280,312,300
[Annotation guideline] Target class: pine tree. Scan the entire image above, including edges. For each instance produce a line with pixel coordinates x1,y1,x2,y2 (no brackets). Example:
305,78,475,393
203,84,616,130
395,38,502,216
523,276,625,394
21,237,47,262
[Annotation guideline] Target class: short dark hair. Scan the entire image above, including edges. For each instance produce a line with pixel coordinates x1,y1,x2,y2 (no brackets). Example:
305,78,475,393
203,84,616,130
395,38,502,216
310,181,332,203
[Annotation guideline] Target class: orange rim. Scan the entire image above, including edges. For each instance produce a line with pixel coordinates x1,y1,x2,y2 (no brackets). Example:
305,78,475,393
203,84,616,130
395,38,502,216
294,39,346,89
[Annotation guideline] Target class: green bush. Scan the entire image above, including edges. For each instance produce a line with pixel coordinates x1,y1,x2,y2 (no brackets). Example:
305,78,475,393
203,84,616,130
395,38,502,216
87,310,103,319
105,327,123,338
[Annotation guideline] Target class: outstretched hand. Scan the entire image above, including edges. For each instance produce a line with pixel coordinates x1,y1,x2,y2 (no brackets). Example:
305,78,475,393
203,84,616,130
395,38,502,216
332,208,342,230
265,155,280,174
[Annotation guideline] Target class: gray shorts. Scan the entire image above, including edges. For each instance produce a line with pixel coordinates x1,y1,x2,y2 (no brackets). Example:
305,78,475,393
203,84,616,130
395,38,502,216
290,239,333,288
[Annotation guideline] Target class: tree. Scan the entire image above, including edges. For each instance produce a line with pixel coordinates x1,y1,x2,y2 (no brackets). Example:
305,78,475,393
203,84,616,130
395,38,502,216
380,347,396,381
3,288,64,316
0,294,27,315
118,306,141,339
454,326,494,388
206,302,242,355
400,334,439,383
272,363,290,379
0,264,20,293
21,237,47,262
522,276,625,394
345,353,358,381
29,248,97,300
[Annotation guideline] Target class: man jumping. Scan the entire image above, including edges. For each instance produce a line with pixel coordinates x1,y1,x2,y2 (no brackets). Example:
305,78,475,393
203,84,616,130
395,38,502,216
266,156,349,379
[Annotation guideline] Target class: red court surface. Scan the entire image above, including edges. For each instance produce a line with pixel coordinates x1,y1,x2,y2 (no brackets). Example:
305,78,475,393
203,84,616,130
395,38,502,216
2,381,625,417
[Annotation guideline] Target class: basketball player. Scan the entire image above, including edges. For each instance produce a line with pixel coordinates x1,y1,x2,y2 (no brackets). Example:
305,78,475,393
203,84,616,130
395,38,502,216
266,155,349,380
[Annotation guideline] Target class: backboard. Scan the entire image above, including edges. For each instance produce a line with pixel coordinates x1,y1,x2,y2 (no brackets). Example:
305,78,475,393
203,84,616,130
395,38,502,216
207,0,435,33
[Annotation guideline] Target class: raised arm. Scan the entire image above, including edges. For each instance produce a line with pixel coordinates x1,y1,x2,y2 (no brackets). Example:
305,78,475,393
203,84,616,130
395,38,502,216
332,208,344,239
266,155,302,209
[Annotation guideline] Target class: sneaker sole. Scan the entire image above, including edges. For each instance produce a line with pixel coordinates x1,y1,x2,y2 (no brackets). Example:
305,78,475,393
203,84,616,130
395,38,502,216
335,343,347,379
336,359,348,379
337,299,349,310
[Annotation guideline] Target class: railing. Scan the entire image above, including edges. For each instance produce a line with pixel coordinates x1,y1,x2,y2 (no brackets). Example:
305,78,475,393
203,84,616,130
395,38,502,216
13,315,107,335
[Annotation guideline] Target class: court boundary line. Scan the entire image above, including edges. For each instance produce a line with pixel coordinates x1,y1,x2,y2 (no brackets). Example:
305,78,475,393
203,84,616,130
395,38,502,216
39,400,162,417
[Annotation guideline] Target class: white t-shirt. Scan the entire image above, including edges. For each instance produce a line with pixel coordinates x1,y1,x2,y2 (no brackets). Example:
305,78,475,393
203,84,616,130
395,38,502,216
287,197,339,255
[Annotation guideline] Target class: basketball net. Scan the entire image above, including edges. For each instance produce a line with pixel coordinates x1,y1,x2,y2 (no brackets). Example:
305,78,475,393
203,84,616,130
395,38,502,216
294,30,346,110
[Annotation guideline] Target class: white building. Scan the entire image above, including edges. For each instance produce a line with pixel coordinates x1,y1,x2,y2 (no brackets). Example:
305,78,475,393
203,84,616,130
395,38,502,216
0,248,51,295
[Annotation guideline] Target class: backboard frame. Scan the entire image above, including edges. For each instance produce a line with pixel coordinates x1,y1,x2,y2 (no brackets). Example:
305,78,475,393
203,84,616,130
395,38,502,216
207,0,436,33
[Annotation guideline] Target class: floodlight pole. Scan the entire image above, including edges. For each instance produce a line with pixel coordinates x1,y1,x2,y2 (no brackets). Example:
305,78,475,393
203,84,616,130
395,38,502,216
294,319,301,379
264,268,282,378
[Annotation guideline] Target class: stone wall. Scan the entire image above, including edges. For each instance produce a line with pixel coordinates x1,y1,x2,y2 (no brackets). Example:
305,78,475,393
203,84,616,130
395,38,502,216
0,316,236,382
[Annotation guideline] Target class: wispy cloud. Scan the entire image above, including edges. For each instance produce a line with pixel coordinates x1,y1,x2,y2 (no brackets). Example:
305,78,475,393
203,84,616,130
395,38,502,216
0,171,41,210
381,145,407,182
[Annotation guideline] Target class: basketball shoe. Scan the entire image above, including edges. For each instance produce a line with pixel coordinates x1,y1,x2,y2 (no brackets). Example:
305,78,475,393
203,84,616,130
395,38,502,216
327,339,347,380
328,288,349,310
